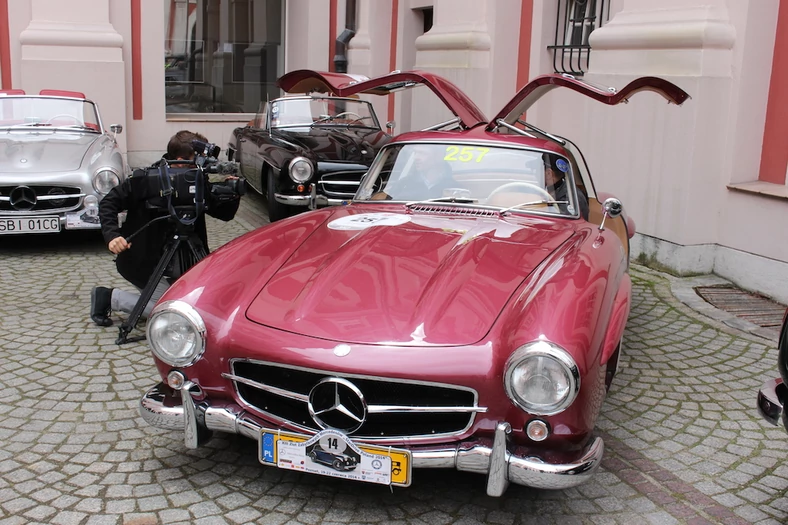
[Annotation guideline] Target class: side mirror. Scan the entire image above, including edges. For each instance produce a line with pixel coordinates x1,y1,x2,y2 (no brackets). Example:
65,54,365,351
385,120,396,132
109,124,123,135
598,197,622,231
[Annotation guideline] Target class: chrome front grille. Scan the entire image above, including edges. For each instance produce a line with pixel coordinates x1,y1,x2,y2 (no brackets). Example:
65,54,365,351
318,170,367,200
225,360,484,440
0,185,83,212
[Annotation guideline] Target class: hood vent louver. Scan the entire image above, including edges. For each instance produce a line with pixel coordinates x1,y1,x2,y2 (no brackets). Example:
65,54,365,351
408,205,499,218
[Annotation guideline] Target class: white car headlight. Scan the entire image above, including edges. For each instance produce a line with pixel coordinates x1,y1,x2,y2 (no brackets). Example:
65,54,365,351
147,301,206,367
93,168,120,195
288,157,313,183
504,340,580,415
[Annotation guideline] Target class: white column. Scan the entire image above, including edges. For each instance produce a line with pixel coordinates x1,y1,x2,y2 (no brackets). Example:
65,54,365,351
284,0,330,72
588,0,735,77
409,0,521,130
348,0,393,124
19,0,126,150
532,0,739,275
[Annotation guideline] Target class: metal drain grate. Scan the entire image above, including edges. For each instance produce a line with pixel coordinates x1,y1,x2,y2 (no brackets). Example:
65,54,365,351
694,285,787,328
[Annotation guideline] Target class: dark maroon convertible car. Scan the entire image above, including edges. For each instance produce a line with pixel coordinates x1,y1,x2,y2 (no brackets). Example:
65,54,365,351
140,70,688,495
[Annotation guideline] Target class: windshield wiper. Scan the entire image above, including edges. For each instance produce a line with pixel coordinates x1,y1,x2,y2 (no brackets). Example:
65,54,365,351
404,197,479,208
499,199,568,215
52,125,97,132
5,122,52,128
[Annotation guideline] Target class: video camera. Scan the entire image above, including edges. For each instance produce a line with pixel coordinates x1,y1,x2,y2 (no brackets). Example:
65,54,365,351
145,139,246,214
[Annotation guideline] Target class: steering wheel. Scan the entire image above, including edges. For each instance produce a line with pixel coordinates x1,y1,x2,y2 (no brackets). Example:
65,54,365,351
487,182,553,202
46,114,82,125
334,111,366,124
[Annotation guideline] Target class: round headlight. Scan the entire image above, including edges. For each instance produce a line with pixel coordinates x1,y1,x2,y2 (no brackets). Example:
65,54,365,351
504,340,579,415
146,301,206,367
288,157,313,183
93,168,120,195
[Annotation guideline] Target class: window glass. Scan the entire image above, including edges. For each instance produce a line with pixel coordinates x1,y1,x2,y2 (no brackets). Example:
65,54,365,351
356,143,583,217
164,0,284,114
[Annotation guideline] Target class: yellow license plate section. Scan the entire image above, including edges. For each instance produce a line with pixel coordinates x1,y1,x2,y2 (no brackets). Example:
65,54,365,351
258,427,411,486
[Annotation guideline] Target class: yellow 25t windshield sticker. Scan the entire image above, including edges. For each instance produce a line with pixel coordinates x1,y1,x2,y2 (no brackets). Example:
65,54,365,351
444,146,490,163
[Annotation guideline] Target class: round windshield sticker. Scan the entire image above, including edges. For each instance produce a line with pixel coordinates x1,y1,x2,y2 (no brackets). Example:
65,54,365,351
328,213,410,231
555,158,569,173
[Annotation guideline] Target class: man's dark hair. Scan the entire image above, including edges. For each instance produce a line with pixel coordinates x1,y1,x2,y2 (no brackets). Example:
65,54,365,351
166,130,208,160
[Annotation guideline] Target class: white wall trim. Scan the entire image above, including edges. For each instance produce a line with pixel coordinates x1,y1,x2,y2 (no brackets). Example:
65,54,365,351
632,233,788,304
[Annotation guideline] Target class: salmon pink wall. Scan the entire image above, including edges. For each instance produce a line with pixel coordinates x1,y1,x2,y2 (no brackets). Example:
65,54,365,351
758,0,788,185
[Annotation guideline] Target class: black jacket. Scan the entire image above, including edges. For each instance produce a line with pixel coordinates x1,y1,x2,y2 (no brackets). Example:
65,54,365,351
552,178,589,220
99,166,240,289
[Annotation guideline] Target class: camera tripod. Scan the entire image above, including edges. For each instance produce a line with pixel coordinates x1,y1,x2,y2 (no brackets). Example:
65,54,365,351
115,218,207,345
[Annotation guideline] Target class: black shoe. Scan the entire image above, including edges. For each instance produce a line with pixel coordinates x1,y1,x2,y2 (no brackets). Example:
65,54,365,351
90,286,113,327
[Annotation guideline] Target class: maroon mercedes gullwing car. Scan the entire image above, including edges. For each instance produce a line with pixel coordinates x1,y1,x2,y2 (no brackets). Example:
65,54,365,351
139,70,689,495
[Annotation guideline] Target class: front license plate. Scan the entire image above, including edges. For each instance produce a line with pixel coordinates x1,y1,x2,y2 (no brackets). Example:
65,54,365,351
65,211,101,229
259,428,411,487
0,216,60,234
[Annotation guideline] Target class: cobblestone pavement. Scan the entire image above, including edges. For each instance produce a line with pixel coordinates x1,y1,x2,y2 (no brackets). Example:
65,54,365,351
1,192,786,525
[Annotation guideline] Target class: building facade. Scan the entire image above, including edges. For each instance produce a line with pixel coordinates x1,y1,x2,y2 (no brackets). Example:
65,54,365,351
1,0,786,302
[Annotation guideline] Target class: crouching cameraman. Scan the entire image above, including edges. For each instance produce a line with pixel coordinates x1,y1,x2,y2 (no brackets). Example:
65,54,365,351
90,130,242,327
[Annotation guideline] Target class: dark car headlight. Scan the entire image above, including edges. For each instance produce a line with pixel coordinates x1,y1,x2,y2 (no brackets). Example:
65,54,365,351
288,157,313,183
93,168,120,195
504,340,580,415
147,301,206,367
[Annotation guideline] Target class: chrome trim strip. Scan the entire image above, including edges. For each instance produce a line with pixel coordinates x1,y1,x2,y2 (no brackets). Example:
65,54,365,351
0,193,85,202
368,404,487,414
223,373,309,403
139,383,603,493
317,180,361,186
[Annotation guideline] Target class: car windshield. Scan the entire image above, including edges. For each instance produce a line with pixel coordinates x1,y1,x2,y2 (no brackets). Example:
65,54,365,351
270,97,379,131
0,97,100,131
355,143,582,217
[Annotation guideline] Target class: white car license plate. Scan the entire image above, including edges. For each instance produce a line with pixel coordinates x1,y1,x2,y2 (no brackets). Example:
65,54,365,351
0,216,60,234
259,427,411,486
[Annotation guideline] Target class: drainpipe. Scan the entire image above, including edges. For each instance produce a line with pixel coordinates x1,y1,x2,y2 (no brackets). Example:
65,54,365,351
333,0,357,73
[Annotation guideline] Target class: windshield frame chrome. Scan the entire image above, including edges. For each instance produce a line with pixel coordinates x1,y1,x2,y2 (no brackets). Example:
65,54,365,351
268,95,382,131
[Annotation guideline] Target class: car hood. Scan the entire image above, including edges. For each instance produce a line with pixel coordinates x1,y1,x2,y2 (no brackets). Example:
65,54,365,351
0,132,97,173
274,127,388,164
246,209,575,346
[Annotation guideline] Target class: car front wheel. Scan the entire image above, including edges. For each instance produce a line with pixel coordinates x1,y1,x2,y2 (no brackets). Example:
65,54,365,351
265,168,290,222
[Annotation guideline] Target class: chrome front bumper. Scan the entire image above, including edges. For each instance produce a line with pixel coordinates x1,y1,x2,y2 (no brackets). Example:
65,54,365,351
758,377,788,432
275,192,347,207
140,382,603,495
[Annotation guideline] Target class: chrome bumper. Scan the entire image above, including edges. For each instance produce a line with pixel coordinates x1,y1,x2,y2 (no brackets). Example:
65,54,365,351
758,377,788,431
140,382,603,495
274,192,348,207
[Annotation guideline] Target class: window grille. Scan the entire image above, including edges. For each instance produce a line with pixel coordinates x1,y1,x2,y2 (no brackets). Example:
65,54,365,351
547,0,610,76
